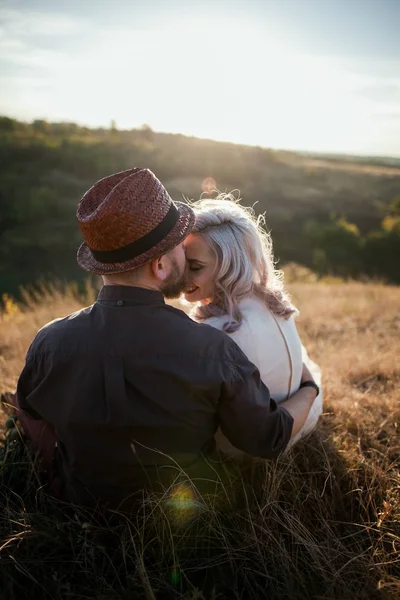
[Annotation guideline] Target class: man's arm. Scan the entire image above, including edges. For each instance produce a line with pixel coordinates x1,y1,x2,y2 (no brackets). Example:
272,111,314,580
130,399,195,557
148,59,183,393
16,355,45,420
218,349,294,459
280,362,318,439
217,347,318,458
16,348,58,472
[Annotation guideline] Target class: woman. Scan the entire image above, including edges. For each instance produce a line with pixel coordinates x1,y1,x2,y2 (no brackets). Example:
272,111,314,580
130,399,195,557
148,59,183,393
183,193,322,452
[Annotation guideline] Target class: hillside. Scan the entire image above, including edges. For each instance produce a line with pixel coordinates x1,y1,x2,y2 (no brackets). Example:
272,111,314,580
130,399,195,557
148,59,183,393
1,116,400,298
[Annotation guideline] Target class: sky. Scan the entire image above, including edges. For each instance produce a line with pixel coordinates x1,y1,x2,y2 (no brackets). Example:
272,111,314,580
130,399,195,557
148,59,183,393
1,0,400,156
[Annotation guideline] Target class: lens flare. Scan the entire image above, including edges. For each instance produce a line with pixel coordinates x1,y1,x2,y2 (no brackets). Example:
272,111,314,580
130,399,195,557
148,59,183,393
171,567,180,585
166,483,203,522
167,483,196,510
202,176,216,194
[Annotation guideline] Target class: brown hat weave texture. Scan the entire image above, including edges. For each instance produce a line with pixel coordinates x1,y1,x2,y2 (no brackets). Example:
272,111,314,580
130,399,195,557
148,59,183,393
76,168,195,274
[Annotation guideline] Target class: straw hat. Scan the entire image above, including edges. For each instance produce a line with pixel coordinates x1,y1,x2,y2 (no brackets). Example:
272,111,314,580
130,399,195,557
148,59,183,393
76,168,195,274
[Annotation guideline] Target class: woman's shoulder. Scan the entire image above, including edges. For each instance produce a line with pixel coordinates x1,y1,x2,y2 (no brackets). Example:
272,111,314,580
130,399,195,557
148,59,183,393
200,297,259,328
239,295,270,314
201,296,300,341
202,314,227,330
238,295,286,325
202,295,285,327
202,296,276,334
241,295,299,328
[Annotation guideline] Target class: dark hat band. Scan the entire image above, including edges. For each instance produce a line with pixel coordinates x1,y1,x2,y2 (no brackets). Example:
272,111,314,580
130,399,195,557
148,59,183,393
90,203,179,264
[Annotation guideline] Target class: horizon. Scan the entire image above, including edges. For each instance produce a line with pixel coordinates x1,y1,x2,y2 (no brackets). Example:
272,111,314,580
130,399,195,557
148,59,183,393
1,0,400,157
4,113,400,161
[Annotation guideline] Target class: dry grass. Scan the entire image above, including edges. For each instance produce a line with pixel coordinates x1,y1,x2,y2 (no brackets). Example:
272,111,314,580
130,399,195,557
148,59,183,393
0,281,399,599
291,282,400,469
0,281,98,398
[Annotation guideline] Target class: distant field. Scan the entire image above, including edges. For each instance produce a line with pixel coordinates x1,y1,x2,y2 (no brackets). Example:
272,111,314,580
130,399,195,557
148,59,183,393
303,157,400,177
1,281,399,598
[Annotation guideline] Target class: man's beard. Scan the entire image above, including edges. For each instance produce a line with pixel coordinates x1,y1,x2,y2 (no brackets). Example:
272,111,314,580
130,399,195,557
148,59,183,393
160,258,188,299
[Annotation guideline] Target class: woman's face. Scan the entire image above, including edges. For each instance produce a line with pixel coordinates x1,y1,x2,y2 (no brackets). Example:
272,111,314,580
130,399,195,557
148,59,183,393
183,233,218,303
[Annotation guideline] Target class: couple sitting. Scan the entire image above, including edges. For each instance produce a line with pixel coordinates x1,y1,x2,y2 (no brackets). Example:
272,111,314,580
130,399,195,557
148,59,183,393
15,168,322,510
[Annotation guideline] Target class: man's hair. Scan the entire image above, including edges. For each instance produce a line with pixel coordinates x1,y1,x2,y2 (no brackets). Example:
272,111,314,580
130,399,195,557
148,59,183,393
190,193,297,333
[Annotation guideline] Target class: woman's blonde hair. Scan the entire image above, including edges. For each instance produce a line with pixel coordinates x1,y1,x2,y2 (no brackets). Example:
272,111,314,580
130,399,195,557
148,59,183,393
190,192,297,333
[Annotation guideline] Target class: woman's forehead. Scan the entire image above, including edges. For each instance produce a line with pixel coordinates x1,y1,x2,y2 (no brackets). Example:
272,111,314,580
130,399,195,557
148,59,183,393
184,233,213,259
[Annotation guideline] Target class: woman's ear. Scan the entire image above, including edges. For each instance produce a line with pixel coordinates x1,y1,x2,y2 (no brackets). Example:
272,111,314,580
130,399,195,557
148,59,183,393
150,255,168,281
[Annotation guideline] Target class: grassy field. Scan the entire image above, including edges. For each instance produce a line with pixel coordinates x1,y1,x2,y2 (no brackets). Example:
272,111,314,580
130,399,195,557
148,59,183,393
0,281,399,599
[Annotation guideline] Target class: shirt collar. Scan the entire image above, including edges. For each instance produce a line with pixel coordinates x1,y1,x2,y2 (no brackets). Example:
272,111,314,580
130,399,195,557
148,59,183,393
97,285,165,305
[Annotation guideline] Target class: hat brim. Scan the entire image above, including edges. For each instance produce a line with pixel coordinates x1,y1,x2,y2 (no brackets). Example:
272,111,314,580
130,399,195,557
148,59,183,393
77,201,195,275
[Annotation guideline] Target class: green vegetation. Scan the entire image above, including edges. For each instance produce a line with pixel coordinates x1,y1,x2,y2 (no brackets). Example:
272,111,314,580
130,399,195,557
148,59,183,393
1,116,400,298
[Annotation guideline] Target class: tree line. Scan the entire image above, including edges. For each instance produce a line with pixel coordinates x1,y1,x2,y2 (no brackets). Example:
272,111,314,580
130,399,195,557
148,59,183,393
0,116,399,299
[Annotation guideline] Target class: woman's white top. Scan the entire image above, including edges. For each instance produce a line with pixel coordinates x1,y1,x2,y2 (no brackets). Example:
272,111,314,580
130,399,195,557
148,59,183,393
202,296,323,450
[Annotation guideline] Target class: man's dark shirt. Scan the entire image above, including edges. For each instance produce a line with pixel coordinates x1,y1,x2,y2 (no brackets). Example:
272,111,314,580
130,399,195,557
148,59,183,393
17,286,293,508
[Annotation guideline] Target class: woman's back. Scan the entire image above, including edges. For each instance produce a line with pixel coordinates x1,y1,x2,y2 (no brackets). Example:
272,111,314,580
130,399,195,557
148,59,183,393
203,295,303,402
202,295,322,450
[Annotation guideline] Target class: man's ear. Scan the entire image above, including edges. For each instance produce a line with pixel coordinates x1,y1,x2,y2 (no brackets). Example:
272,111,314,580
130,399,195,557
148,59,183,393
150,255,169,281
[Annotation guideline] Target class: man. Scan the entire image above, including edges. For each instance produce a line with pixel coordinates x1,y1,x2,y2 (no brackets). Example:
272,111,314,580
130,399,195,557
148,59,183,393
16,168,318,510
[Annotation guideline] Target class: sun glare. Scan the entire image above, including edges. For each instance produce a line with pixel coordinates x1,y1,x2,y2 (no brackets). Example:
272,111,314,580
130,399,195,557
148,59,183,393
41,16,373,154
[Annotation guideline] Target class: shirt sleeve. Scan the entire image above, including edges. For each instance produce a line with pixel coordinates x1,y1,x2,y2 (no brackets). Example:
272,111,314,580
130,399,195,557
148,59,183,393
16,345,47,420
218,343,294,459
16,345,58,472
